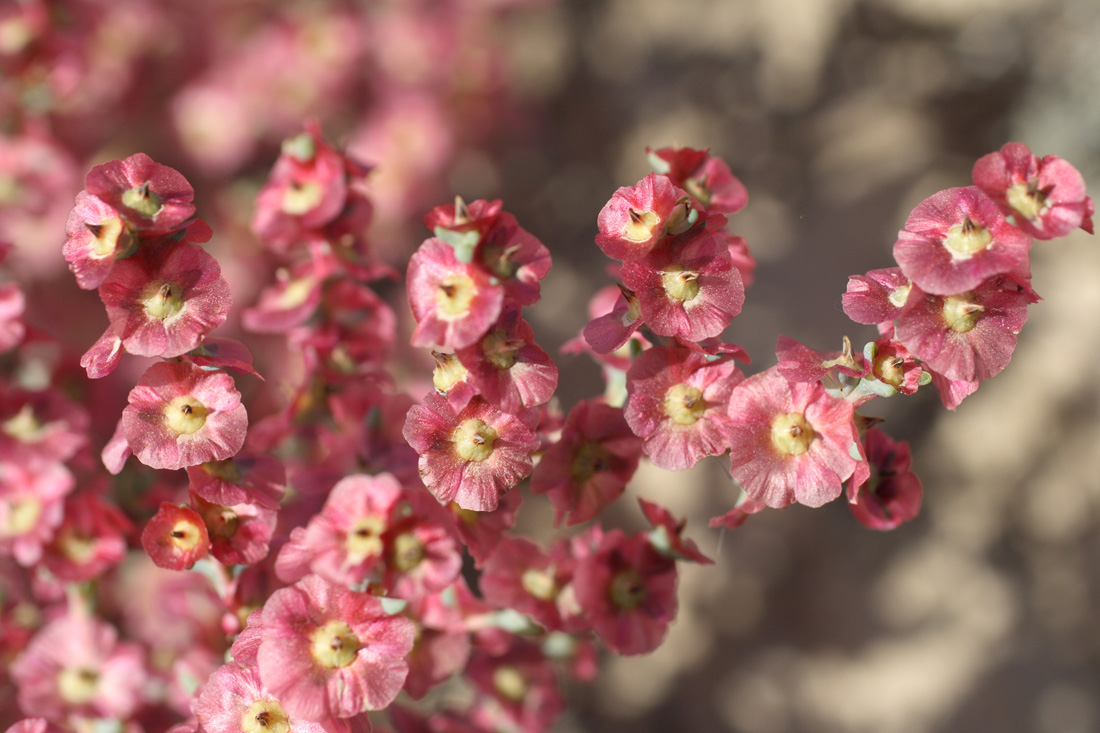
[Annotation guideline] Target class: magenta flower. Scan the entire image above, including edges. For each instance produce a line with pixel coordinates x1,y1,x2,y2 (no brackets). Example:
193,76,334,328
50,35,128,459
122,361,248,471
893,186,1032,296
621,227,745,342
624,346,743,471
972,142,1094,239
403,393,538,512
474,211,552,308
573,529,678,656
91,239,231,364
84,152,196,235
190,491,277,567
257,574,415,721
42,490,131,583
847,428,923,531
530,399,642,526
727,366,862,508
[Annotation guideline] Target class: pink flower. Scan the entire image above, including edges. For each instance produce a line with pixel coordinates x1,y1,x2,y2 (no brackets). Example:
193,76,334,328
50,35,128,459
194,661,365,733
275,473,404,587
648,146,748,216
473,211,551,308
573,529,678,655
122,361,248,471
894,275,1039,382
84,152,196,235
842,267,914,327
10,611,145,723
596,173,695,261
621,226,745,342
41,490,131,583
727,366,861,508
381,516,462,601
639,498,712,564
190,491,277,567
893,186,1032,296
624,346,742,471
403,393,538,512
465,641,566,732
455,309,558,412
446,489,521,568
90,239,232,365
530,399,642,526
61,192,132,290
0,461,73,567
257,574,415,721
847,428,922,531
479,537,579,632
407,237,504,350
972,142,1094,239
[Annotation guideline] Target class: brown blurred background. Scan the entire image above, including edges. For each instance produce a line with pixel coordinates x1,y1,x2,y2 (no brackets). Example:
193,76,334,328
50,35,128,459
495,1,1100,731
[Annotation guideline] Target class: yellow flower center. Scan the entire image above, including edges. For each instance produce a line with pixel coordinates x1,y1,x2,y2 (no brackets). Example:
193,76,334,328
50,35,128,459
942,216,993,258
2,404,44,443
201,458,241,482
121,182,163,218
201,505,240,541
391,531,425,572
664,384,706,425
452,418,497,462
4,496,41,536
241,699,291,733
661,265,700,303
58,529,97,564
432,351,468,393
346,515,387,561
57,666,100,705
282,180,323,215
309,620,361,669
85,217,125,258
874,353,907,388
622,207,661,242
481,329,517,371
493,665,529,702
570,440,608,484
521,568,559,600
435,273,478,321
770,412,815,456
609,568,646,611
941,293,984,333
1006,181,1047,221
141,280,185,321
169,517,207,553
164,396,209,435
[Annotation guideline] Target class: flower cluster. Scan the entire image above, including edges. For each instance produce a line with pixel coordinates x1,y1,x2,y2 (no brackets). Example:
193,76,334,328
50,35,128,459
0,126,1090,733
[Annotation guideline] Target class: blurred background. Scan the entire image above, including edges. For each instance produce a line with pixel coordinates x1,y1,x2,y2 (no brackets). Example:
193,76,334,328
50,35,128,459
3,0,1099,731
